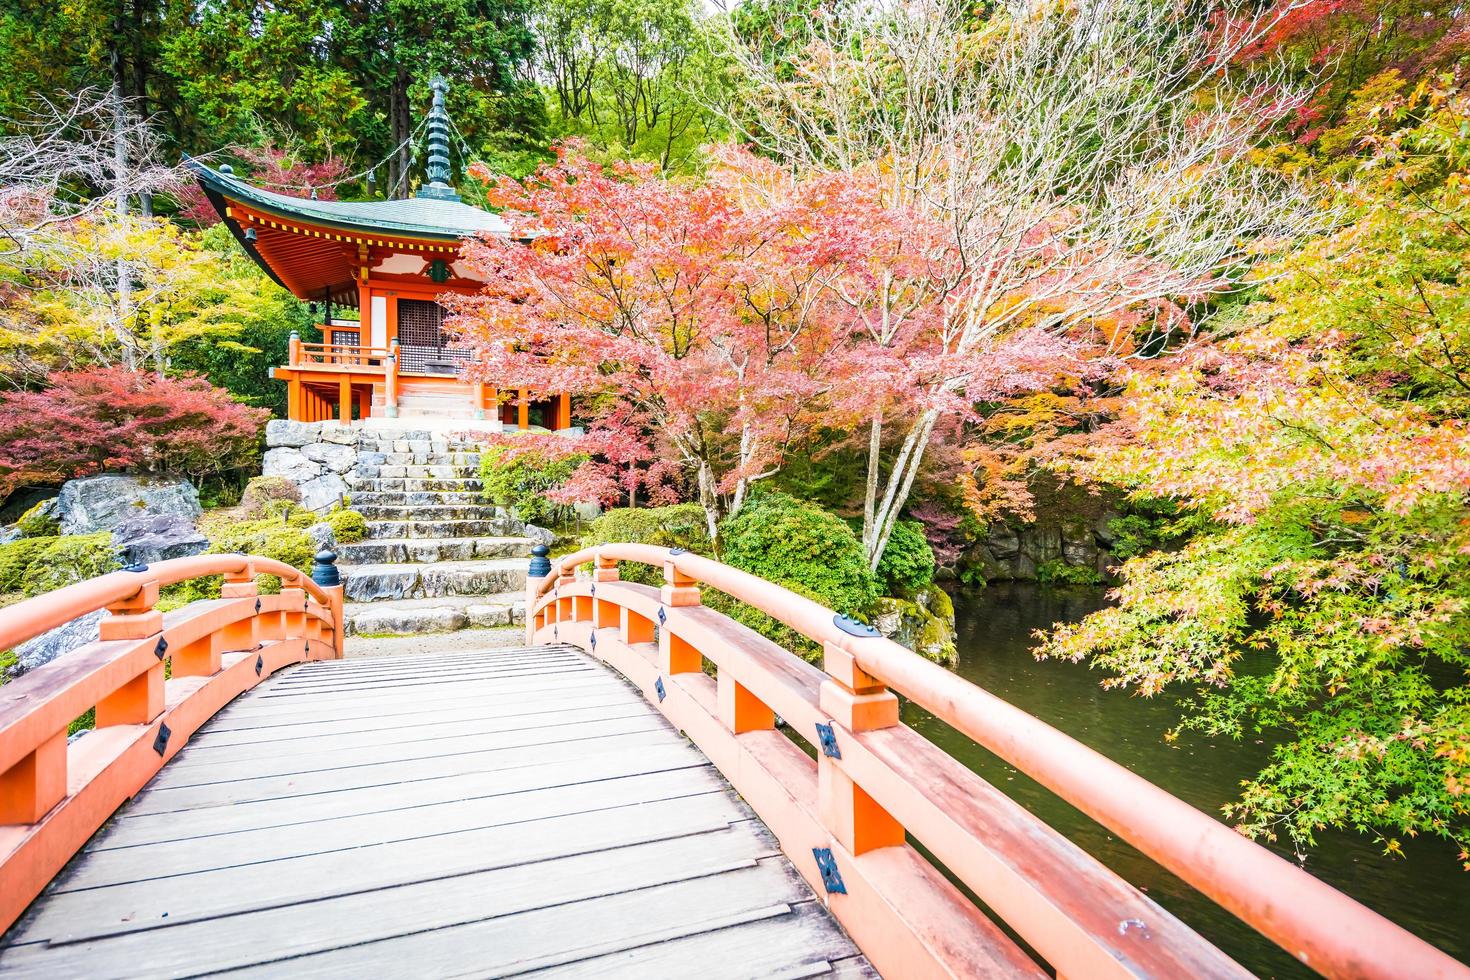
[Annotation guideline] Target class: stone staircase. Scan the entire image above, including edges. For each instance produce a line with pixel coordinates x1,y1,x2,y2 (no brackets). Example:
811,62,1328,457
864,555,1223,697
337,431,546,637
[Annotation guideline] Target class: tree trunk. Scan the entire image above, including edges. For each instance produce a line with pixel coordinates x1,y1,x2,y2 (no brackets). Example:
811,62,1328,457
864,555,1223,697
110,17,136,372
389,69,412,199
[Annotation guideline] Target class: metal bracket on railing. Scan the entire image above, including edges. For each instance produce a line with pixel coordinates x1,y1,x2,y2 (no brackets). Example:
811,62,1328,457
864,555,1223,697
590,631,597,650
815,722,841,759
255,598,262,614
254,654,264,677
154,636,168,660
669,547,687,556
153,724,171,756
833,614,881,638
655,676,666,702
657,606,667,625
812,848,847,894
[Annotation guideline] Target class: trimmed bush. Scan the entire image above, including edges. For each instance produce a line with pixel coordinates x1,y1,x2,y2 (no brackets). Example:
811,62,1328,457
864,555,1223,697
581,504,711,585
200,514,314,594
480,445,585,527
14,500,60,538
18,533,118,596
325,508,367,544
240,476,302,519
721,492,876,615
0,537,56,593
716,492,877,661
0,367,269,495
874,519,936,598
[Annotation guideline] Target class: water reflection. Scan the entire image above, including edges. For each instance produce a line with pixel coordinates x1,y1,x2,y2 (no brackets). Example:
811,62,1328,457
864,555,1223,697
903,583,1468,978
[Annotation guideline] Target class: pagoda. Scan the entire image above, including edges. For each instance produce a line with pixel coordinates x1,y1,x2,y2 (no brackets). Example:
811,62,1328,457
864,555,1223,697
187,78,570,431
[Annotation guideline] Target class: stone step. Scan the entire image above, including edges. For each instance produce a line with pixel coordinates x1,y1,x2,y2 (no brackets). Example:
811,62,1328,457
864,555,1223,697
355,503,505,521
344,594,526,636
367,518,523,539
371,464,479,480
355,438,486,454
350,490,486,507
337,536,536,565
347,477,484,493
341,559,527,602
357,451,482,468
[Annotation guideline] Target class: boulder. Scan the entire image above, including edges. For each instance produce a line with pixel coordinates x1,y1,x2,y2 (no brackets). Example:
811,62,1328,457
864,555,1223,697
10,610,105,678
305,521,336,551
319,424,358,446
298,472,348,511
52,475,201,536
262,447,323,485
302,442,357,474
265,419,320,448
112,513,208,565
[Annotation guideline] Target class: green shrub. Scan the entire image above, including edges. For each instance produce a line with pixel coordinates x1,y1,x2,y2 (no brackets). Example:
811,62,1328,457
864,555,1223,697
581,504,711,585
1035,559,1102,587
20,533,118,596
717,491,877,661
480,446,585,527
325,508,367,544
0,537,57,592
874,520,935,597
240,476,302,518
200,514,314,594
14,500,60,538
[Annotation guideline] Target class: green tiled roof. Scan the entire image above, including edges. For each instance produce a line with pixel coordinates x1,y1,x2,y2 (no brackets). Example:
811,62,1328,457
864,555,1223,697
185,157,510,240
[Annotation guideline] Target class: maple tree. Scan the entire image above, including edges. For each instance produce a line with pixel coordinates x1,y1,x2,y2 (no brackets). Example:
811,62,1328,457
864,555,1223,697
0,367,269,494
1038,80,1470,868
450,143,887,537
723,0,1325,569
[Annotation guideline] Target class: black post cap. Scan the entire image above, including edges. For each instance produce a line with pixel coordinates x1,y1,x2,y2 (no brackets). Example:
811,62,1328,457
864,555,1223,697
311,549,340,587
527,543,552,579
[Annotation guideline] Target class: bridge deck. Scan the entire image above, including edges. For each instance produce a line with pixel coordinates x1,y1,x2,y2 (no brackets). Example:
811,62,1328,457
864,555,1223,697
0,645,872,978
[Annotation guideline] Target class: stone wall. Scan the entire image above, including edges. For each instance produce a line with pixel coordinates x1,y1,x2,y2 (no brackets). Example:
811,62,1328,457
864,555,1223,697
959,512,1120,583
262,420,359,510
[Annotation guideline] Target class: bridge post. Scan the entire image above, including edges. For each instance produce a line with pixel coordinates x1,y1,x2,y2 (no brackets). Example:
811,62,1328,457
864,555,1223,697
659,559,703,675
96,579,165,727
593,553,620,628
525,545,552,643
311,552,346,657
819,640,904,855
218,565,259,653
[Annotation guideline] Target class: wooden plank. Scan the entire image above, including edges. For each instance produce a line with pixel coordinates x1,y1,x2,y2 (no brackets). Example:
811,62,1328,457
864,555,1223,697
143,714,669,789
217,859,818,978
0,821,784,978
158,702,659,772
13,790,744,944
202,676,628,728
519,901,870,980
55,767,730,891
0,643,872,978
260,651,590,688
186,687,637,747
248,663,600,698
93,743,712,850
120,726,681,815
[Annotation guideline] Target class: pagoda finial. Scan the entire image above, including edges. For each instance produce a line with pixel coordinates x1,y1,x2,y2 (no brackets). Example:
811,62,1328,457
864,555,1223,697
418,75,459,202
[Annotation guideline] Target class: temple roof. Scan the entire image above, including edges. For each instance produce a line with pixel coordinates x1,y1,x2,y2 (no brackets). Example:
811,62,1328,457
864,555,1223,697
185,158,510,241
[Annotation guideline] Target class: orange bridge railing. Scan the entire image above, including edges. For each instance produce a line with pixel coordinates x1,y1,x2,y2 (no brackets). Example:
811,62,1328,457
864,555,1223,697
526,543,1470,980
0,553,344,931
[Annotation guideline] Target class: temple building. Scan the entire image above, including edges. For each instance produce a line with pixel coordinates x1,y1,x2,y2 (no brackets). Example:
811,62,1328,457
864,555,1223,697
187,78,570,431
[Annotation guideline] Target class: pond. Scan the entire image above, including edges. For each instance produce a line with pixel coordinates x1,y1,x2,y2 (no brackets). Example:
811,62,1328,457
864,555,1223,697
902,584,1469,978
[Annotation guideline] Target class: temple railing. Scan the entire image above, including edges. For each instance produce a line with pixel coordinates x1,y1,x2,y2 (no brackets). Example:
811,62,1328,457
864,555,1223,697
289,338,393,370
0,553,345,931
526,543,1470,980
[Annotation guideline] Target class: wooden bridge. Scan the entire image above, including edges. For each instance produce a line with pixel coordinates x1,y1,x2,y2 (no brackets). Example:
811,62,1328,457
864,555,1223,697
1,546,1467,978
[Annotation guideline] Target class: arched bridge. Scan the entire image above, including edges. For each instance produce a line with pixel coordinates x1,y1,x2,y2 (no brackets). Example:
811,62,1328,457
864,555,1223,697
0,546,1465,978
